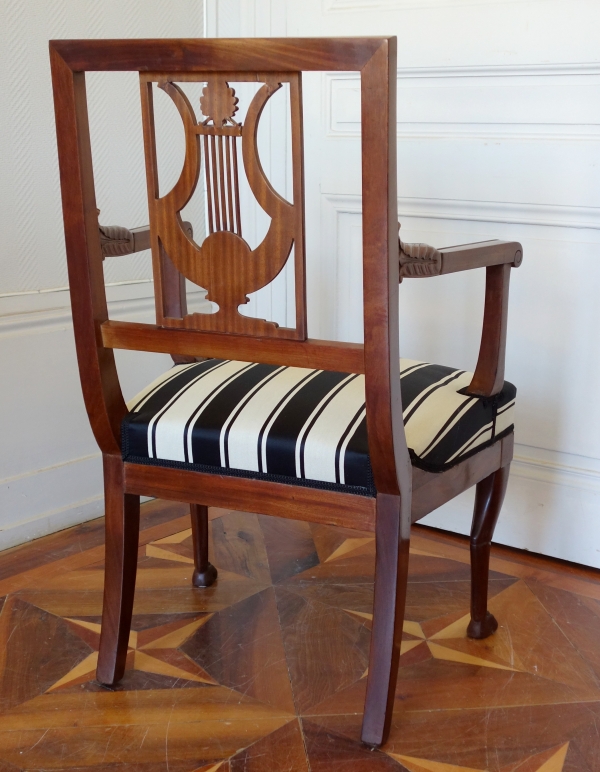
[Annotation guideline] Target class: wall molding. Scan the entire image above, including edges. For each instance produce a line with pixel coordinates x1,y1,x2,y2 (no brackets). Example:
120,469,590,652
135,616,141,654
326,62,600,81
324,0,553,12
326,64,600,140
0,281,212,338
422,443,600,569
323,192,600,231
512,444,600,494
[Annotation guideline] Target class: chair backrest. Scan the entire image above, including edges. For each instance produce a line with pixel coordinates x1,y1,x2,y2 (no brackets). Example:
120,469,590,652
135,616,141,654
50,37,410,498
140,71,305,338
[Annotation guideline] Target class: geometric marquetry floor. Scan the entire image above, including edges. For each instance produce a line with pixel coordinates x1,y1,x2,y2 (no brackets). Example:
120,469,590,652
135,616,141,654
1,500,600,770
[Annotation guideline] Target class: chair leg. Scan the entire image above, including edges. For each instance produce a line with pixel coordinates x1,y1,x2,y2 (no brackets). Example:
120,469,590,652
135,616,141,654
97,454,140,685
190,504,218,588
361,493,411,748
467,464,510,640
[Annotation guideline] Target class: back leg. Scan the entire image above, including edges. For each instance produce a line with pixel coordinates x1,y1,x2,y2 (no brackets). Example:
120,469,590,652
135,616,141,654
467,464,510,639
361,493,411,748
97,454,140,685
190,504,218,588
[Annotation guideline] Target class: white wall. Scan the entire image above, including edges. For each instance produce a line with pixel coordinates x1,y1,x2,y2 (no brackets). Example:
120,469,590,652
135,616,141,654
0,1,207,549
207,0,600,568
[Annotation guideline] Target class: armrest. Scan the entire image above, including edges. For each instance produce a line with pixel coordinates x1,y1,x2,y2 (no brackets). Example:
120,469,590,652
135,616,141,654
398,230,523,398
399,237,522,279
99,221,193,258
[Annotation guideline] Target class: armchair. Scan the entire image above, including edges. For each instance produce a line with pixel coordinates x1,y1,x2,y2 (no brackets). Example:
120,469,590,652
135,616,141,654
51,36,521,748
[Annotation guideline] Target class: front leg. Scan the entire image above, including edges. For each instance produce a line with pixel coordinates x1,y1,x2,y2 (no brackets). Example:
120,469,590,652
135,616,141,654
467,464,510,639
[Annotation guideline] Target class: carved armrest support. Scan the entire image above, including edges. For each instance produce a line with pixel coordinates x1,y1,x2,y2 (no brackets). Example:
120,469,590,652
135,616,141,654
398,227,523,398
399,238,442,278
99,221,193,258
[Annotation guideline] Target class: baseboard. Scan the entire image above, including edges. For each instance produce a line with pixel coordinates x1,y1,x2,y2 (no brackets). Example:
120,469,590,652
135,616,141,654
0,494,105,553
420,443,600,569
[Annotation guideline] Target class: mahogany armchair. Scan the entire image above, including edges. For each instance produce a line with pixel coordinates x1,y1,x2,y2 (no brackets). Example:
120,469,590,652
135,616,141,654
50,36,521,748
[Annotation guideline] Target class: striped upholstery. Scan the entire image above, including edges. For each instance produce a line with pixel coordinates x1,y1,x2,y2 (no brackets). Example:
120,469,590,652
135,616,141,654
122,358,516,495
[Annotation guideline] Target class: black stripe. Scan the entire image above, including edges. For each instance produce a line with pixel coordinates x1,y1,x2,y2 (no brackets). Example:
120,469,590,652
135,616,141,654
264,370,352,478
189,363,281,467
343,414,370,488
403,368,465,423
334,405,365,484
420,399,492,466
181,362,257,463
451,422,493,459
255,370,318,473
150,360,231,459
400,362,428,378
222,366,287,468
298,375,359,479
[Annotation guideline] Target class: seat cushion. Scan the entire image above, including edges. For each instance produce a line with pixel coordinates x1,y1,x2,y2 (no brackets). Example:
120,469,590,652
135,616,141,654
122,358,516,495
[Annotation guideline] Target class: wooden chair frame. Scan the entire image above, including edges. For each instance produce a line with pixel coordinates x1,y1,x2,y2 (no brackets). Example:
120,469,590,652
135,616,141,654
50,36,521,748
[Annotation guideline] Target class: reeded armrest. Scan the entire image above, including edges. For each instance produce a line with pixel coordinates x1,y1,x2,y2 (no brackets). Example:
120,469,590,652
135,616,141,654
399,238,522,279
99,221,193,258
399,232,523,398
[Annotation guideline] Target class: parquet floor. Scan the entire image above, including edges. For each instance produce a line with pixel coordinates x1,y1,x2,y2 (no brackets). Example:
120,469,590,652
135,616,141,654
1,501,600,770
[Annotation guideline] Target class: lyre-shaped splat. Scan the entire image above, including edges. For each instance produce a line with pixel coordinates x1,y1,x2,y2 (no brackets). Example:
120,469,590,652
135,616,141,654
140,72,306,339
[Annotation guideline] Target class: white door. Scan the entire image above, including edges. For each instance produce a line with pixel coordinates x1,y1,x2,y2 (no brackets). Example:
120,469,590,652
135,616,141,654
207,0,600,567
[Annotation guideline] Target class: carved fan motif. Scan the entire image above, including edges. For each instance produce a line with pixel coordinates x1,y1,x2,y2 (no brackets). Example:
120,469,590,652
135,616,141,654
199,79,240,127
140,73,305,339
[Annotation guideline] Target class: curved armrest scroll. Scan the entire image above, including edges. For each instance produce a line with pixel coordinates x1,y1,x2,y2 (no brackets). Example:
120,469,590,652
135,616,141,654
399,235,522,280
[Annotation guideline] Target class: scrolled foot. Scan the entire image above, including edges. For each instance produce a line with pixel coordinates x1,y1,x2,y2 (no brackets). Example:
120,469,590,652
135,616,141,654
467,610,498,639
192,562,218,588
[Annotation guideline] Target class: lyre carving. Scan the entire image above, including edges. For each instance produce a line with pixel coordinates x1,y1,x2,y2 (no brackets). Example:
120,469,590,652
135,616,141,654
140,73,305,339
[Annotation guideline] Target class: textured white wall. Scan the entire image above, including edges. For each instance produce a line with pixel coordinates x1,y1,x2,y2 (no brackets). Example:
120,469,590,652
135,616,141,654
0,0,204,294
0,1,205,549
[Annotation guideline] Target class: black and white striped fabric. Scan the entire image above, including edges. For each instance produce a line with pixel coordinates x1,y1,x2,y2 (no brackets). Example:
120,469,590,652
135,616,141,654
122,358,516,495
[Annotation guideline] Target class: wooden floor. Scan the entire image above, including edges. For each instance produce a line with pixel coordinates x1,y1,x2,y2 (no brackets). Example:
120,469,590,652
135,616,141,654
0,501,600,770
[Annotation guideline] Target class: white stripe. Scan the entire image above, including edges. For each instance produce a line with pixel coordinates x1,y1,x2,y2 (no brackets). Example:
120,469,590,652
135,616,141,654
150,360,252,461
301,375,365,483
445,421,494,463
405,371,474,456
127,362,199,412
403,369,465,420
293,373,357,479
221,366,306,470
495,401,516,436
337,406,367,485
259,369,322,473
400,359,430,378
497,399,515,416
